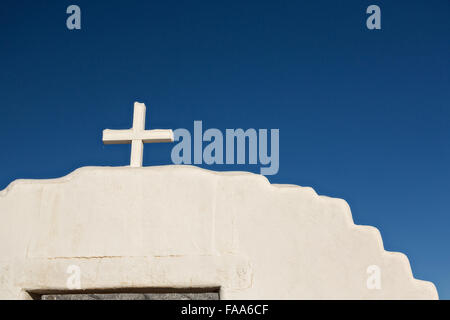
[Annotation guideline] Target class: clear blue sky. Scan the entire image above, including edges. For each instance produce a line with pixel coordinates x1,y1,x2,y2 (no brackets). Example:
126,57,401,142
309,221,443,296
1,1,449,298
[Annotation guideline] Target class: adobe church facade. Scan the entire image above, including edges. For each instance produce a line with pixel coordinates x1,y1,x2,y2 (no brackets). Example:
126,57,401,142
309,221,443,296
0,165,438,299
0,103,438,299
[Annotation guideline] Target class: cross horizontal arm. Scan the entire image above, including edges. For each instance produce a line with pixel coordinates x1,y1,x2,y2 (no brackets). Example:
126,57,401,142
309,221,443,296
102,129,174,144
140,129,174,143
102,129,134,144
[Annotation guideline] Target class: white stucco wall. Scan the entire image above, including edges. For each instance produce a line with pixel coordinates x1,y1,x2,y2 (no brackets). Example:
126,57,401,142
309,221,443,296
0,166,438,299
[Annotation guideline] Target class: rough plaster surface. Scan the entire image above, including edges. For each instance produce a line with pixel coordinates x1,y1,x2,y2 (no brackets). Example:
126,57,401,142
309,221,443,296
0,166,438,299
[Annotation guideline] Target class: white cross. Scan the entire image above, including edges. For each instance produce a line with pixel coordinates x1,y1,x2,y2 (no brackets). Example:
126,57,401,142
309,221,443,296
102,102,174,167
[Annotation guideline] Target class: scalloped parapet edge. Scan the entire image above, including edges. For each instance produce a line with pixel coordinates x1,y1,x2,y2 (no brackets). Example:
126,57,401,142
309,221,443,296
0,165,439,299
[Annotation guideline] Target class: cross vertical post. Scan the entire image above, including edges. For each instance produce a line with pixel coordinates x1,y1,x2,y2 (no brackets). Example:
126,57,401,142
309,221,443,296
130,103,146,167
